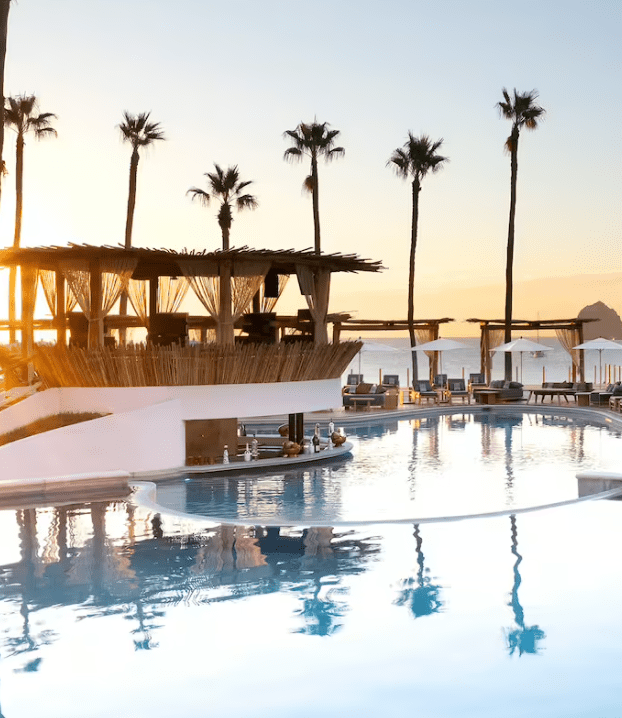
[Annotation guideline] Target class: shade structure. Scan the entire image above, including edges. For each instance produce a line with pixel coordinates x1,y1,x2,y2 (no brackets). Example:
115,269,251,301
357,339,398,377
572,337,622,386
492,337,552,383
411,338,469,386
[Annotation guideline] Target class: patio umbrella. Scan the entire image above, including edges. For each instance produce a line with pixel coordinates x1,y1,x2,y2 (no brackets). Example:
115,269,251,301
411,338,469,385
572,337,622,386
492,337,552,383
356,339,398,378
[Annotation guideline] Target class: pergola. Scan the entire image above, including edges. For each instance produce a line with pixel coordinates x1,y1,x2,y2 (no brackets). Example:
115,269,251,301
466,317,598,383
0,243,383,359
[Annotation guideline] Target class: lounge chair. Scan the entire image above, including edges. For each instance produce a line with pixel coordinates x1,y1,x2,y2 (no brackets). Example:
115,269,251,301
413,379,439,404
346,373,364,386
469,373,486,390
433,374,448,389
382,375,400,387
447,378,470,404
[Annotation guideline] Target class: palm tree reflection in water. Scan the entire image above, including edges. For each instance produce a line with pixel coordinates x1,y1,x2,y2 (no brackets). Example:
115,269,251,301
504,514,546,656
394,524,443,619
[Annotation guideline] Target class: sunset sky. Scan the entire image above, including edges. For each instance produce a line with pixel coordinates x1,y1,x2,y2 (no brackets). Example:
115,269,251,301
0,0,620,336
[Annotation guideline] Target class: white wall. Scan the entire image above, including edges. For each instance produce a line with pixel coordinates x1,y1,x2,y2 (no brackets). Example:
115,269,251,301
0,378,341,481
0,399,185,481
0,378,341,436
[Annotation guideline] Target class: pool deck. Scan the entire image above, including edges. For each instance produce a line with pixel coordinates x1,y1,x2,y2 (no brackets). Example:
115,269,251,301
244,391,620,430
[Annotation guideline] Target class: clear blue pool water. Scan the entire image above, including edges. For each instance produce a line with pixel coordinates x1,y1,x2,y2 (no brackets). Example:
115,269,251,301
160,410,622,523
1,409,622,717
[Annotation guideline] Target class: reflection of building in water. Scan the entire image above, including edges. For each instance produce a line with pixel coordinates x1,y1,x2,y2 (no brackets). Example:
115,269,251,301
0,502,381,663
394,524,443,619
183,460,350,524
504,514,546,656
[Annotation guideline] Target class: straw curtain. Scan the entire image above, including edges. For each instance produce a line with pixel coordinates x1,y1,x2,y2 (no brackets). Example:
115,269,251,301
127,279,148,326
556,327,580,379
481,327,506,384
179,259,269,343
59,257,137,321
127,276,190,328
296,265,331,344
260,274,290,313
38,269,78,316
415,327,437,381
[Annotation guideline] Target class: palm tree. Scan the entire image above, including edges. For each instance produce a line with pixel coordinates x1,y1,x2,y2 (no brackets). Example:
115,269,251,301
4,94,57,343
187,164,258,250
387,133,448,382
0,0,12,212
118,111,165,250
283,120,344,254
118,111,164,343
497,88,545,380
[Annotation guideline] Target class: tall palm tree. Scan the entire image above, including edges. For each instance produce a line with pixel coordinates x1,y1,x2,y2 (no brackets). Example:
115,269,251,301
118,111,165,250
0,0,12,212
118,111,164,343
283,120,344,254
187,164,258,250
497,88,545,379
4,94,57,343
387,133,448,382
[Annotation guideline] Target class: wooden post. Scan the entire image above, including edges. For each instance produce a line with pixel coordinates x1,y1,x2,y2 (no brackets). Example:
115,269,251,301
88,258,104,349
56,268,67,346
577,324,585,382
20,265,36,383
219,263,233,345
149,275,159,333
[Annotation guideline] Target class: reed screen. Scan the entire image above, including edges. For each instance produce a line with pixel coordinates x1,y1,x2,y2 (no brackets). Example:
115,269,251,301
33,341,362,388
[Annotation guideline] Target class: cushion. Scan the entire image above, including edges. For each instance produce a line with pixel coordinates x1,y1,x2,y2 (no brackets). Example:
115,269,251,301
356,382,373,394
508,381,523,389
490,380,505,389
375,385,387,394
612,385,622,396
369,384,377,394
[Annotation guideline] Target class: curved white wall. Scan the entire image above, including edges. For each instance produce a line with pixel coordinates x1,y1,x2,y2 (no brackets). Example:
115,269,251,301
0,399,185,481
0,378,342,482
0,378,341,436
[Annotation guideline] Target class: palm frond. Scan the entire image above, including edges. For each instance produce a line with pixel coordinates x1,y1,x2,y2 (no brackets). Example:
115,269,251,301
236,194,259,210
187,187,211,207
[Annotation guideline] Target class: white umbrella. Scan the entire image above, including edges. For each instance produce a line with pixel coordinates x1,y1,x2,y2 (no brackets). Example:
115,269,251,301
356,339,398,377
572,337,622,386
411,338,469,385
492,337,552,383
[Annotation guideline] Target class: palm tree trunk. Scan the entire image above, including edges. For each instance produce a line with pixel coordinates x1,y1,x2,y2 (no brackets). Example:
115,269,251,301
119,148,139,345
311,154,321,254
222,225,230,251
0,0,10,213
409,179,420,384
124,149,139,249
8,132,22,344
504,130,519,380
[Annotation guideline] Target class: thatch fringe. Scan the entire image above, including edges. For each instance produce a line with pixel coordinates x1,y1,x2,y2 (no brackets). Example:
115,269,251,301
33,341,362,388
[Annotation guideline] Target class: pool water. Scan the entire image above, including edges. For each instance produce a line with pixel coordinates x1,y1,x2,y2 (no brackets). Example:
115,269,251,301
159,410,622,523
1,410,622,717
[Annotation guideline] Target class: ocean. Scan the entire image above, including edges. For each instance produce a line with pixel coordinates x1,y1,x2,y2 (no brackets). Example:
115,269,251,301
344,337,622,388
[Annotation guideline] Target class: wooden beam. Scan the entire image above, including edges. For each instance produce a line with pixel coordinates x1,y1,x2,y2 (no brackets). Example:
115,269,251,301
20,266,37,382
88,257,104,349
149,275,158,330
56,269,66,346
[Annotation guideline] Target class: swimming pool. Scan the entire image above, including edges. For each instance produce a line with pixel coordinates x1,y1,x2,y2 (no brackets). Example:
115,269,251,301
153,409,622,523
1,409,622,717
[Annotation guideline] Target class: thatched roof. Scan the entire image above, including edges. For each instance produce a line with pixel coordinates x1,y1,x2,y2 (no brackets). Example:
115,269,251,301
0,243,384,278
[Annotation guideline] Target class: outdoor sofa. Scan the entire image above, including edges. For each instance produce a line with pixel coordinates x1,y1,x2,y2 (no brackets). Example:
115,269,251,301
343,382,399,410
473,380,525,403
